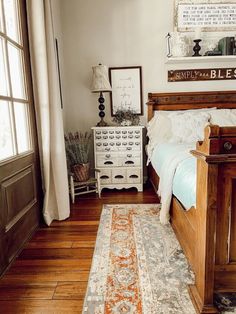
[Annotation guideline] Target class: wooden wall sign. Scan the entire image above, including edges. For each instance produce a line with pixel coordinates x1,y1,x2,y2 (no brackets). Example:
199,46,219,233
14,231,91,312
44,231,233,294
168,68,236,82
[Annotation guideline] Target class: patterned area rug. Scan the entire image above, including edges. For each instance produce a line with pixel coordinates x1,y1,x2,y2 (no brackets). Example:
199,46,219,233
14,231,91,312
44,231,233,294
82,204,235,314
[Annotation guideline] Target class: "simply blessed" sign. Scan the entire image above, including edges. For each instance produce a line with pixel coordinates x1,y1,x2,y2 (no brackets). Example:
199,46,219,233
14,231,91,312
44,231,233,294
168,68,236,82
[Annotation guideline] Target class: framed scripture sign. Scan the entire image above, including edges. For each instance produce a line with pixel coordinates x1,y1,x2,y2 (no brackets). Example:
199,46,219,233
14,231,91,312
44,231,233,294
109,66,143,116
174,0,236,31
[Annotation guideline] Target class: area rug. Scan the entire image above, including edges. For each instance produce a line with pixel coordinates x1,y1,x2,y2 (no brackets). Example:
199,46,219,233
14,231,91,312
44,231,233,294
82,204,235,314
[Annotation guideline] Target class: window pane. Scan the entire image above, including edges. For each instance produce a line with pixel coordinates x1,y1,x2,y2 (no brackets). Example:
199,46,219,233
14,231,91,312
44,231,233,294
3,0,20,43
8,43,26,99
14,102,30,153
0,37,9,96
0,100,15,160
0,1,4,32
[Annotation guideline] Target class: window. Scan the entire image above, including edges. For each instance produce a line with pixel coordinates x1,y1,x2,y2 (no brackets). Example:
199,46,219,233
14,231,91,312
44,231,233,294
0,0,31,161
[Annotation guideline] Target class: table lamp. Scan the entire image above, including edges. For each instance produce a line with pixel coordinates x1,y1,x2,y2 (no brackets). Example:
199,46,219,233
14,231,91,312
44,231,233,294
91,64,112,127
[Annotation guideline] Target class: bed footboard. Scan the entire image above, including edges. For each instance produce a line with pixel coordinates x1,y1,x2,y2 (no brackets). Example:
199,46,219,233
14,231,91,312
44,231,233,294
188,125,236,314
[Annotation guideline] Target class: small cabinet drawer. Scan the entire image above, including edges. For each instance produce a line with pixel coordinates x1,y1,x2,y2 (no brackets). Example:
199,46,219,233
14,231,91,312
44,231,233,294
112,169,126,184
96,154,117,167
100,169,111,184
127,168,141,184
119,153,141,167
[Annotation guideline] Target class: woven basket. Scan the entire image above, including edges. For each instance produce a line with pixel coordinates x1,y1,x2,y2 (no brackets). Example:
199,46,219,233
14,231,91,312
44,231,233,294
73,163,90,182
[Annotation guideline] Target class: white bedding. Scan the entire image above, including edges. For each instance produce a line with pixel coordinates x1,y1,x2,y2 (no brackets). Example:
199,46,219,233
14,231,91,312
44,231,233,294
147,108,236,224
151,143,194,224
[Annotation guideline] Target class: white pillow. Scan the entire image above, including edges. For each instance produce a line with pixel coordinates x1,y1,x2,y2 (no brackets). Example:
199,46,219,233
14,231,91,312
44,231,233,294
147,114,171,138
169,111,210,143
146,114,172,158
210,109,236,126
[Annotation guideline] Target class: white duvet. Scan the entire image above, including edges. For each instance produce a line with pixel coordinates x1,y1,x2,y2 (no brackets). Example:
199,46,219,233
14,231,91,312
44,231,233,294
152,143,195,224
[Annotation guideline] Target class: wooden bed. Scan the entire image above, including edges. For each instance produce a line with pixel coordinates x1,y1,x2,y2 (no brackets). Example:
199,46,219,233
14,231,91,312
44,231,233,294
147,91,236,314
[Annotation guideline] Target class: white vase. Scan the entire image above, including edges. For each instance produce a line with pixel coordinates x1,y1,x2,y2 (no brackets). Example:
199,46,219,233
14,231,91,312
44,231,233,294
171,32,190,57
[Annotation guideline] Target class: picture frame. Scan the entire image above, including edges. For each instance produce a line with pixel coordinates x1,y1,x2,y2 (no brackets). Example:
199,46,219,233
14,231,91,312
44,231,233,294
109,66,143,116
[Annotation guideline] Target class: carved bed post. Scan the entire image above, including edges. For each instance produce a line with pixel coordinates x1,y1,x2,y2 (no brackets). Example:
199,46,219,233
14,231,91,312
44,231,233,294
190,125,236,314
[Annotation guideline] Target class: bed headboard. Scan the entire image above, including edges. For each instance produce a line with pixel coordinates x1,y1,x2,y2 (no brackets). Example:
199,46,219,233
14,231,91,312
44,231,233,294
147,91,236,121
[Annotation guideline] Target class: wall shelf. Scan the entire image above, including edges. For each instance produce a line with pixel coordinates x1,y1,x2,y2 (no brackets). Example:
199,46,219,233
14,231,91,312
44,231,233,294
166,56,236,64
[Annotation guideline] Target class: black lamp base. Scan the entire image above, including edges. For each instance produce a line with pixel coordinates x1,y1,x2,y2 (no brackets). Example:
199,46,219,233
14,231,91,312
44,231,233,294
96,91,108,127
96,118,108,127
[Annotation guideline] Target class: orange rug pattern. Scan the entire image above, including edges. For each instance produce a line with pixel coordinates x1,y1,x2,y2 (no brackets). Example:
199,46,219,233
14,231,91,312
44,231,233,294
104,206,152,313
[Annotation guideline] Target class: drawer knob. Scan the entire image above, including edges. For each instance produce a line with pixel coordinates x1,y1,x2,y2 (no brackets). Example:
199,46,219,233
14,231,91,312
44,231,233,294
105,154,111,158
127,154,132,157
224,141,233,151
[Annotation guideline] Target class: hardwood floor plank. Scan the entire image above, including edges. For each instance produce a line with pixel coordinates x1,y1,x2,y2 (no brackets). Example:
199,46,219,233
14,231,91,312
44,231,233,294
51,221,99,226
12,259,92,269
0,282,56,300
18,248,94,260
31,233,97,242
6,265,91,275
71,241,95,248
0,300,84,313
26,241,73,249
2,270,89,282
35,225,99,232
53,281,87,300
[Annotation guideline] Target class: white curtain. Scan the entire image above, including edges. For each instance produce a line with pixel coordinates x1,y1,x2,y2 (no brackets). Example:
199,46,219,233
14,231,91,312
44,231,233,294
26,0,70,225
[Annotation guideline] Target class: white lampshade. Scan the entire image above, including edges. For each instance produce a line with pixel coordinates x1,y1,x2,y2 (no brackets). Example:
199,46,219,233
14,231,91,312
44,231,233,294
91,64,112,93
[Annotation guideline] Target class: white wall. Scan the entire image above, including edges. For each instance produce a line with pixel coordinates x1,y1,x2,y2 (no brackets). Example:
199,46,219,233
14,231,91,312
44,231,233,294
55,0,236,132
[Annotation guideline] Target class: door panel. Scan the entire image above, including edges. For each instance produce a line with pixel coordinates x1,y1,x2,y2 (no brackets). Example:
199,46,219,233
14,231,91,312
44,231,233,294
0,0,42,275
2,166,36,227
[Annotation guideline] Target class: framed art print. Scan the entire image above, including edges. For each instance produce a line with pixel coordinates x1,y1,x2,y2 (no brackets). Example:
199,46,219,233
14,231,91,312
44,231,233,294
109,66,143,116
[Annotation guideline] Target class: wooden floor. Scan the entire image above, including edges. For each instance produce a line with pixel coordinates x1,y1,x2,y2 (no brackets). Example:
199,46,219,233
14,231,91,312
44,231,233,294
0,184,158,313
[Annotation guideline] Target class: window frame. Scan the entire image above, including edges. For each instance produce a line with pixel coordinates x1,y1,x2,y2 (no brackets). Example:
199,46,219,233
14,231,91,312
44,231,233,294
0,0,35,163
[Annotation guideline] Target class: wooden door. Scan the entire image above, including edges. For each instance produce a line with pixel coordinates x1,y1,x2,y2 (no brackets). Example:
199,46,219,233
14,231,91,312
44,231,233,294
0,0,42,275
